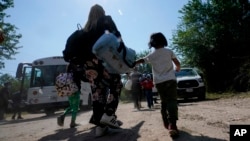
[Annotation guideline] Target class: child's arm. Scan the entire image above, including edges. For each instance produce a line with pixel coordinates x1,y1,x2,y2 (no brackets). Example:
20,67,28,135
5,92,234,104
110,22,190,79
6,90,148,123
172,58,181,72
135,58,145,65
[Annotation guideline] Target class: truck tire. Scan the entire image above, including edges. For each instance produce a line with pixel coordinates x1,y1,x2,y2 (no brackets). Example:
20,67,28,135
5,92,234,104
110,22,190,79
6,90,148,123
198,92,206,101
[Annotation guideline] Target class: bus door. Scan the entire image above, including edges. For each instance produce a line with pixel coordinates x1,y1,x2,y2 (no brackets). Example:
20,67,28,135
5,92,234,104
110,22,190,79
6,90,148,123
16,63,32,100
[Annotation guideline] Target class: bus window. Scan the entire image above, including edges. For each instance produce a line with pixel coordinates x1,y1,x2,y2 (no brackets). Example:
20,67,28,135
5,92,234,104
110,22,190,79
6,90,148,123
54,65,67,82
56,65,67,75
30,65,67,87
31,68,43,87
22,66,32,99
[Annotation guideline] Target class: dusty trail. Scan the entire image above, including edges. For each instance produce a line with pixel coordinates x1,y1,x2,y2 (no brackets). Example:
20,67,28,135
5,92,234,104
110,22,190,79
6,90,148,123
0,96,249,141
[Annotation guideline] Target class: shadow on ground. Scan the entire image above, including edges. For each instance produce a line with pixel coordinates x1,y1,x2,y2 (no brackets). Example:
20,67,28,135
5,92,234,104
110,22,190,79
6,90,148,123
173,130,227,141
38,121,145,141
37,120,227,141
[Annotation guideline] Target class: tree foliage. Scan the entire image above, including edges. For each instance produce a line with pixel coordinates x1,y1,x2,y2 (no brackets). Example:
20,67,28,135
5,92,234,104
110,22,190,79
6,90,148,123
172,0,250,92
0,73,20,93
136,49,152,73
0,0,22,69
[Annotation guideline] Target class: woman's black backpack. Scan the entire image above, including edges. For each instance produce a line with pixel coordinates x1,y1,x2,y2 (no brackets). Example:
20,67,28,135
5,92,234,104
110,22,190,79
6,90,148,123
63,24,96,65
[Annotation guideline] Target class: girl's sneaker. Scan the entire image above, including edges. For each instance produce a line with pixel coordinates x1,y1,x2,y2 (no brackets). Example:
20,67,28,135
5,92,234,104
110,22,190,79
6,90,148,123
70,121,80,128
163,120,169,129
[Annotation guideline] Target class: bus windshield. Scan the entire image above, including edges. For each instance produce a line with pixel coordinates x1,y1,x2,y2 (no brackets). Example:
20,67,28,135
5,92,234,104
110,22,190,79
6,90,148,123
30,65,67,87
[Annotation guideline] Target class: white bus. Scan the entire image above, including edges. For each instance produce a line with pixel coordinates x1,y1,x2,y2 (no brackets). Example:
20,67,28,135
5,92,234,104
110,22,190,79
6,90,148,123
16,56,92,115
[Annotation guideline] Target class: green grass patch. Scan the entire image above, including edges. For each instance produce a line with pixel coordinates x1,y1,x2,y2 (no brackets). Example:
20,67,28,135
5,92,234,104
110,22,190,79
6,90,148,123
206,91,250,100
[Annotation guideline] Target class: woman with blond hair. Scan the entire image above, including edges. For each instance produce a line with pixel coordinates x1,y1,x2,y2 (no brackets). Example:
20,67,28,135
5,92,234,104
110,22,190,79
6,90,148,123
84,4,124,137
62,4,123,136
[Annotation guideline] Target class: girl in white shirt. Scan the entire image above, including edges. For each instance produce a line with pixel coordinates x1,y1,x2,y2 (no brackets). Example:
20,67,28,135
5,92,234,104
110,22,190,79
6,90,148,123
136,32,181,138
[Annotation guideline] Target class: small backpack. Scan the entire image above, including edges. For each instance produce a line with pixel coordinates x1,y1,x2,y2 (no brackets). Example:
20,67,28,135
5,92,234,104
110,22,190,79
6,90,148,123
55,73,79,97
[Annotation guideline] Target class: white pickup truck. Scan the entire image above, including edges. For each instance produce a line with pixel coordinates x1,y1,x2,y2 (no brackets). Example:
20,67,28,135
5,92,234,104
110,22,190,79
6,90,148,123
175,68,206,100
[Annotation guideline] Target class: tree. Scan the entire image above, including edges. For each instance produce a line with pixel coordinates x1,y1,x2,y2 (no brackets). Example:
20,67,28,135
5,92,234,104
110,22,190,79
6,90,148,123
136,49,152,73
0,0,22,69
172,0,250,92
0,73,19,93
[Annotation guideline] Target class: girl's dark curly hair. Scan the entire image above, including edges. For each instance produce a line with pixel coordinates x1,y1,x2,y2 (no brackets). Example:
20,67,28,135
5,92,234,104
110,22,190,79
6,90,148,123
148,32,168,48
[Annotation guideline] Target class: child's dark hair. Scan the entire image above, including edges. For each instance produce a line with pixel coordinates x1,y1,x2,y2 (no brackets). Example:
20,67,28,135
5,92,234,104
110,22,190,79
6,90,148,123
148,32,168,48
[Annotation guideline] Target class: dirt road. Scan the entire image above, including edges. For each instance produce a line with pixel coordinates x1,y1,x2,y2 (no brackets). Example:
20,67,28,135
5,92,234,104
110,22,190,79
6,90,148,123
0,95,250,141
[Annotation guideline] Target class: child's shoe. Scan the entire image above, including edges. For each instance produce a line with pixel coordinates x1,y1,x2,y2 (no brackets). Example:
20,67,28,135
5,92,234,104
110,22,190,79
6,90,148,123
168,123,179,138
57,115,65,126
17,116,23,120
70,120,80,128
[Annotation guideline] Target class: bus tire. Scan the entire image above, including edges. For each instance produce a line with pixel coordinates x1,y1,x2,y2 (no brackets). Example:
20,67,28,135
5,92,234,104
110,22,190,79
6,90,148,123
44,108,55,116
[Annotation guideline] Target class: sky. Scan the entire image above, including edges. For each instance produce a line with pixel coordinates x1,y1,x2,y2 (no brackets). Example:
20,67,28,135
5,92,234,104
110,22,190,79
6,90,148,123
2,0,188,76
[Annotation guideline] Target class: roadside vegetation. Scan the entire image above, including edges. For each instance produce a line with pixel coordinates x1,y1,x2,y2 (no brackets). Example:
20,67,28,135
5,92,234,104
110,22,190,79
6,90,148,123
206,91,250,100
120,86,250,103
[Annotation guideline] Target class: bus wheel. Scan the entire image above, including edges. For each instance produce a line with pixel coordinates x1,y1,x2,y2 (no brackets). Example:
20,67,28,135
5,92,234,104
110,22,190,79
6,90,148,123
44,108,55,116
